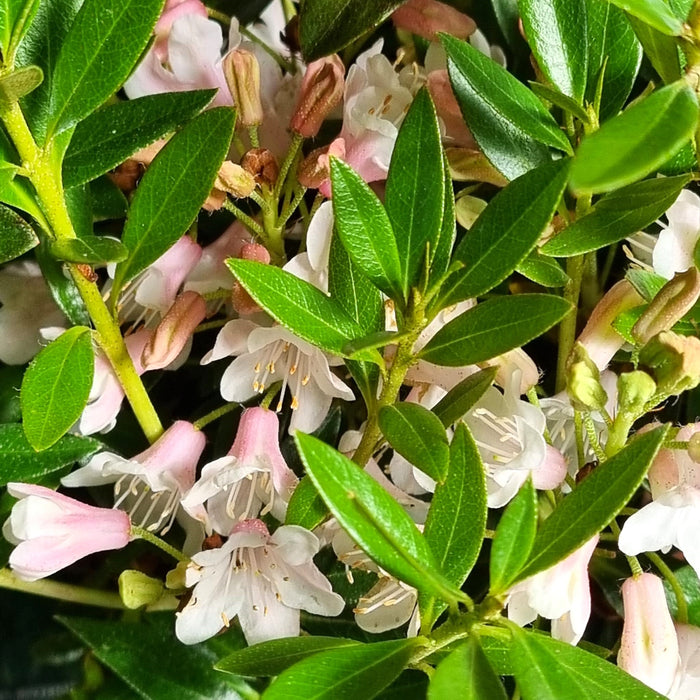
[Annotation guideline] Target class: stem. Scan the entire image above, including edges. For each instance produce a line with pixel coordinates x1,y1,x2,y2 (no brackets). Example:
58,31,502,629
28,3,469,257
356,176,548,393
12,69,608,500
583,413,607,462
609,518,643,576
223,198,265,237
555,255,584,392
274,133,303,200
193,402,238,430
645,551,689,624
131,525,188,563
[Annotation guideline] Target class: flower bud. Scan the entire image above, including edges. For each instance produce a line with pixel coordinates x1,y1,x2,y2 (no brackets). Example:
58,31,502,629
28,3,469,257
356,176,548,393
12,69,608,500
241,147,279,187
566,342,608,411
223,49,263,127
290,55,345,138
639,330,700,396
616,370,656,417
298,138,345,190
231,243,270,315
118,569,164,609
445,147,509,187
391,0,476,40
215,160,256,198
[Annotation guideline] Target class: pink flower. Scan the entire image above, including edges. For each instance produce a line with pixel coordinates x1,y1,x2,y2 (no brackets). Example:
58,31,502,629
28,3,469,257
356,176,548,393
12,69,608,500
3,483,131,581
391,0,476,41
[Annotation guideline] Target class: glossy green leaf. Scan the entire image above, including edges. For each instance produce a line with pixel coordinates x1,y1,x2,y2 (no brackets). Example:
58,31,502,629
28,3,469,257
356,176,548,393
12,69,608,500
520,0,588,103
345,330,407,357
50,235,128,264
428,637,507,700
514,425,668,583
529,81,590,123
20,326,94,450
570,80,698,194
0,425,101,486
626,268,666,301
298,0,404,61
294,432,467,604
330,157,403,301
0,167,45,223
420,295,572,367
375,670,428,700
422,423,486,627
663,565,700,626
46,0,164,137
0,202,37,263
516,250,570,287
217,637,359,677
0,0,40,59
440,158,570,305
489,478,537,595
430,157,457,283
627,15,682,84
542,174,690,256
441,33,571,181
263,638,420,700
113,107,234,292
285,475,328,531
385,88,444,296
0,65,42,104
379,404,449,485
510,627,666,700
63,89,216,188
90,174,128,221
432,367,497,428
607,0,683,35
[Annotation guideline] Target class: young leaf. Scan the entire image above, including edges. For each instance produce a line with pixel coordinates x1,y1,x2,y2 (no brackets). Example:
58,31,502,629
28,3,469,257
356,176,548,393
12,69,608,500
430,157,457,283
441,34,571,181
294,432,467,604
379,404,450,485
330,157,403,301
569,80,698,194
385,88,444,297
542,174,690,256
514,425,668,584
529,82,591,123
516,250,570,287
263,639,420,700
432,367,497,428
285,475,328,531
46,0,164,137
626,15,682,85
440,158,570,305
63,89,217,188
489,478,538,595
420,295,572,367
519,0,588,103
0,0,40,59
113,107,234,293
50,236,128,265
607,0,683,35
20,326,94,451
510,627,666,699
0,202,37,263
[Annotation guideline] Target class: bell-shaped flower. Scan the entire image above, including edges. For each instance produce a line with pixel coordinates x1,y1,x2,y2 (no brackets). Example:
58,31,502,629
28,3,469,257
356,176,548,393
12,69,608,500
175,519,345,645
669,623,700,699
181,407,298,534
507,536,598,644
3,483,131,581
653,189,700,280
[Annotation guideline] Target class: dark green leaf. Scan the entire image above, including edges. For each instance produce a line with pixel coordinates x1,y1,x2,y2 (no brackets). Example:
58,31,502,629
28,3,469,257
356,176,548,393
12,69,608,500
0,0,40,60
113,107,234,292
50,236,128,264
432,367,497,427
0,424,101,486
569,80,698,194
0,167,45,222
529,82,590,123
430,157,457,283
516,250,570,287
20,326,94,450
285,475,328,530
515,425,668,583
379,404,449,485
375,670,428,700
294,432,467,604
0,202,37,263
46,0,164,137
345,330,409,357
64,182,92,238
510,627,666,699
441,34,571,181
90,175,128,221
627,14,682,84
0,365,22,423
63,89,216,188
489,478,537,595
662,565,700,626
298,0,404,61
542,174,690,256
607,0,683,35
263,638,420,700
420,294,572,367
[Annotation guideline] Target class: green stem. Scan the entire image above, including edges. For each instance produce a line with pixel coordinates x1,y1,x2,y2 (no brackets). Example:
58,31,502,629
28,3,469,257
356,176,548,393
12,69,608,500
583,413,607,463
645,551,688,624
274,133,303,200
555,254,584,393
223,198,265,237
131,525,188,563
609,518,643,576
193,402,238,430
279,186,307,226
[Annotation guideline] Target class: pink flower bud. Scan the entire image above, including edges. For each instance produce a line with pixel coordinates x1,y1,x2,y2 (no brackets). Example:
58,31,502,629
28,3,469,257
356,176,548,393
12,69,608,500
392,0,476,40
298,138,346,191
142,291,206,370
4,483,131,581
231,243,271,315
223,49,263,127
290,55,345,138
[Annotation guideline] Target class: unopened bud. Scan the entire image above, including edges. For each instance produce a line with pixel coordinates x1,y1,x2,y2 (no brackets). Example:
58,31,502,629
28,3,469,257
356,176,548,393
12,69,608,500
165,561,188,590
632,268,700,345
297,138,345,189
689,432,700,463
566,342,608,411
231,243,270,315
241,148,279,187
290,55,345,138
639,330,700,396
215,160,256,198
391,0,476,40
223,49,263,127
617,370,656,417
142,291,206,369
118,569,164,609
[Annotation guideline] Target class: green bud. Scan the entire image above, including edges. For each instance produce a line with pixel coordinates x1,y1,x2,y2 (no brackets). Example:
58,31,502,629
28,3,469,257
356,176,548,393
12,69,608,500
566,342,608,411
639,331,700,396
165,561,189,591
616,370,656,417
688,432,700,464
118,569,164,609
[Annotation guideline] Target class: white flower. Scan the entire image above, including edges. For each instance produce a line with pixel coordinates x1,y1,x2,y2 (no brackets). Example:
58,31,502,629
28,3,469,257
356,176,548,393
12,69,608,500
669,623,700,699
175,519,345,645
653,189,700,280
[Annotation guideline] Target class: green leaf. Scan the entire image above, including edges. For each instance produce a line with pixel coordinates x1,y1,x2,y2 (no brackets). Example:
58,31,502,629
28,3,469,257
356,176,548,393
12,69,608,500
607,0,683,35
420,294,572,367
626,268,667,301
113,107,234,292
294,432,467,604
430,157,457,282
330,157,403,301
0,202,37,263
432,367,498,428
263,638,420,700
516,250,570,287
441,33,571,181
510,627,666,699
422,423,486,627
0,167,45,223
489,478,538,595
50,235,128,264
0,65,43,104
46,0,164,137
570,80,698,194
440,158,570,305
298,0,404,61
529,81,591,123
385,88,444,297
63,89,216,188
379,404,449,485
20,326,94,451
0,0,40,59
90,175,128,221
514,425,668,583
428,638,507,700
0,424,101,486
216,637,360,677
627,15,682,84
519,0,588,103
285,475,328,530
542,174,690,256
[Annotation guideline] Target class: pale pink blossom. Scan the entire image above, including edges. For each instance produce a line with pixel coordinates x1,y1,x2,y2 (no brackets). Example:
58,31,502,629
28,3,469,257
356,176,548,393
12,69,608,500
391,0,476,41
3,483,131,581
669,623,700,699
